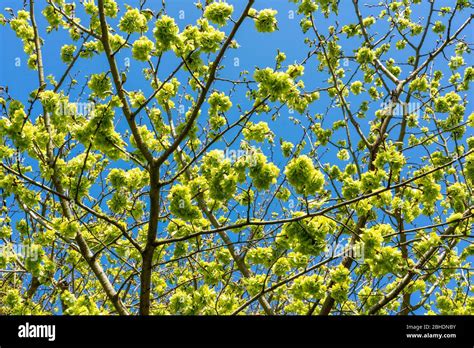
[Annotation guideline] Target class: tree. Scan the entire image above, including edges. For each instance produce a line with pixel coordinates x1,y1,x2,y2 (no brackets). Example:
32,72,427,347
0,0,472,316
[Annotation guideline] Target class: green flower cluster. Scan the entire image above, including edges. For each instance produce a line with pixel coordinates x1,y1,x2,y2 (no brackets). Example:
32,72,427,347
61,290,102,315
84,1,98,15
276,187,291,201
290,274,326,300
39,90,61,113
447,183,468,213
53,219,80,239
167,219,193,238
201,150,237,202
107,167,148,192
0,225,12,239
295,0,318,16
109,33,126,52
448,56,465,70
154,15,179,52
42,6,62,32
330,265,351,302
252,9,278,33
368,246,403,277
24,244,45,278
434,91,461,113
355,47,375,65
312,123,332,146
208,91,232,117
432,21,446,34
358,286,383,309
373,145,405,175
27,53,37,70
315,0,338,17
174,26,201,57
253,66,317,113
128,91,146,108
74,102,125,160
107,189,144,217
10,10,35,56
437,290,474,315
0,102,35,151
199,261,225,286
241,275,268,296
358,224,402,277
155,78,180,109
119,8,148,34
209,114,226,130
337,149,350,161
434,91,466,138
132,36,154,61
88,73,112,99
350,81,364,95
281,141,294,157
103,0,118,18
415,174,442,215
196,19,225,53
60,44,76,64
173,286,218,315
290,0,338,17
248,152,280,190
204,1,234,27
254,68,293,102
284,155,325,195
246,247,274,267
280,213,335,255
271,257,291,276
409,76,429,92
10,10,33,40
360,170,387,192
168,184,201,221
243,122,272,143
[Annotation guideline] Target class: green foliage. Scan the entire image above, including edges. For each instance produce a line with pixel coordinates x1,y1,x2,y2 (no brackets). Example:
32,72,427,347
204,1,233,27
168,184,202,221
132,36,154,61
285,155,325,195
60,44,76,64
88,73,112,99
248,152,280,190
252,9,278,33
208,91,232,116
243,122,272,143
280,213,335,255
119,8,148,34
0,0,471,317
154,15,179,52
356,47,375,65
